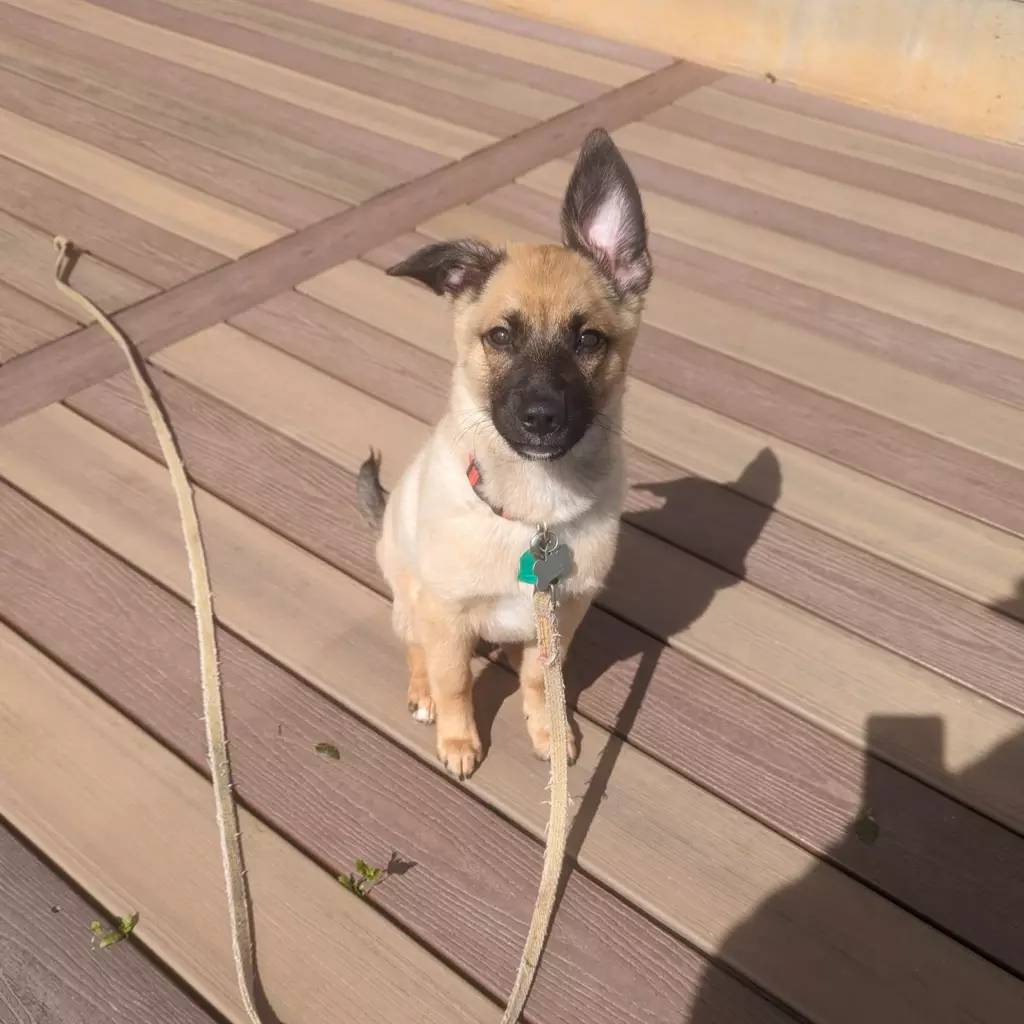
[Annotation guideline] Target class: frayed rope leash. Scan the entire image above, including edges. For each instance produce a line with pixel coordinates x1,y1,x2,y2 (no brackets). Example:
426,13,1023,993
53,238,570,1024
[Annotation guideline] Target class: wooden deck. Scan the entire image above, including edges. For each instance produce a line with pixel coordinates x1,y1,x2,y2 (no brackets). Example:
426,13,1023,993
2,2,1024,1022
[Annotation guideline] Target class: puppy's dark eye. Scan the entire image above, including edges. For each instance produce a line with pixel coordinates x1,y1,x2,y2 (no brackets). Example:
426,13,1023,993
484,326,512,349
576,329,605,355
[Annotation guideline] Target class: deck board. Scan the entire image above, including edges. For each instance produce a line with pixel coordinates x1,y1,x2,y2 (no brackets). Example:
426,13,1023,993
7,0,491,159
0,283,74,363
2,2,1024,1021
60,360,1024,978
3,405,1024,1023
0,154,222,288
272,267,1024,707
476,181,1024,407
0,480,794,1024
715,76,1024,179
0,7,437,203
366,222,1024,529
0,56,713,425
651,95,1024,226
312,255,1024,606
0,825,219,1024
0,67,344,231
0,209,153,321
103,325,1024,830
235,0,610,103
0,622,500,1024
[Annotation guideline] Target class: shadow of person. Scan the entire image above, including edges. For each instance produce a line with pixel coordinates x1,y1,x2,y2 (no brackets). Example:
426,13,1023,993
561,447,783,857
688,716,1024,1023
990,577,1024,624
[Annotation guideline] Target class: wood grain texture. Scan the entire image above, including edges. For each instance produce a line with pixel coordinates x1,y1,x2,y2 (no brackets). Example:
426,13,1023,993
628,320,1024,536
239,0,609,103
0,56,716,426
419,198,1024,482
160,0,576,124
613,139,1024,302
682,87,1024,203
0,282,74,363
326,256,1024,610
0,480,794,1024
93,0,538,139
304,0,651,84
0,106,283,259
398,0,673,69
0,65,344,231
0,825,219,1024
615,122,1024,274
0,152,222,289
15,0,493,161
716,76,1024,178
3,405,1023,1024
0,621,500,1024
0,5,437,203
0,209,154,322
647,98,1024,233
63,362,1024,976
232,290,452,427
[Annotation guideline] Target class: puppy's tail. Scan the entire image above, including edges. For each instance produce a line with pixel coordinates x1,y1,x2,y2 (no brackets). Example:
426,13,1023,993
356,448,388,531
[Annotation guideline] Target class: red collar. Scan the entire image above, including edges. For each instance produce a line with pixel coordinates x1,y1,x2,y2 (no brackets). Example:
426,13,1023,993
466,455,509,519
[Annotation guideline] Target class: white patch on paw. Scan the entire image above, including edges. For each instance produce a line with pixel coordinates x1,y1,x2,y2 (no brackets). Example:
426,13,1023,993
413,705,433,723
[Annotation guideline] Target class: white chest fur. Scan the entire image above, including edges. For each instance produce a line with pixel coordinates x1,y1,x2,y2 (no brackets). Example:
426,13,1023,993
479,588,537,643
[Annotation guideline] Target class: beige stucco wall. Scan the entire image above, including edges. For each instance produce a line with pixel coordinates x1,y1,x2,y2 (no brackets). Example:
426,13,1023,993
471,0,1024,146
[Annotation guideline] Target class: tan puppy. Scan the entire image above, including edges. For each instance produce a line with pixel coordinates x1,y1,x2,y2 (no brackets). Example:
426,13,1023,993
358,129,653,779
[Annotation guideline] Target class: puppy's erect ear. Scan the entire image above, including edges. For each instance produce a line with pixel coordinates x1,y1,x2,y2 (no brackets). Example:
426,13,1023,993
386,239,505,298
561,128,652,298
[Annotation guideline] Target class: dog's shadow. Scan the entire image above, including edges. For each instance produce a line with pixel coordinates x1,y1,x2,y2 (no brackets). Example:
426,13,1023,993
473,448,783,856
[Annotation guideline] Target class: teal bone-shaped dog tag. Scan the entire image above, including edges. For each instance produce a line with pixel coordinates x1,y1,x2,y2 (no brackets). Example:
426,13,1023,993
518,530,572,591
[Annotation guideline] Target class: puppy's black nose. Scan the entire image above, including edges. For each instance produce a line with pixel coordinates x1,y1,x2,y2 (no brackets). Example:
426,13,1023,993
518,394,566,436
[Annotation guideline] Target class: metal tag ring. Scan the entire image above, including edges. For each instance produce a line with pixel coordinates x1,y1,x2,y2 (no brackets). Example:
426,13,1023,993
530,527,558,559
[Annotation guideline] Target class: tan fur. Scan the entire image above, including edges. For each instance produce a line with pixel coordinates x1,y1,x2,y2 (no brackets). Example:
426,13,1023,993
377,242,645,777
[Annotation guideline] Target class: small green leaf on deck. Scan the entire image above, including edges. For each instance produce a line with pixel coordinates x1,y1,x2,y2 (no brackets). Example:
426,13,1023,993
853,806,881,845
315,742,341,761
354,859,381,880
340,858,386,898
90,911,139,950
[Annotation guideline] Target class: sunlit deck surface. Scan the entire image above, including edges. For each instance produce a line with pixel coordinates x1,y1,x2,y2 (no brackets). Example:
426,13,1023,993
2,1,1024,1022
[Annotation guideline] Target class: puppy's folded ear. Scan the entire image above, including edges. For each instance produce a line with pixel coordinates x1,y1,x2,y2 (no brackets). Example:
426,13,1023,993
561,128,652,299
386,239,505,298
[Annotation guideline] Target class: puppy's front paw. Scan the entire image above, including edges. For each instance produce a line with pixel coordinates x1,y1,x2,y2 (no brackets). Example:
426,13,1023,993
526,718,578,765
437,734,482,780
